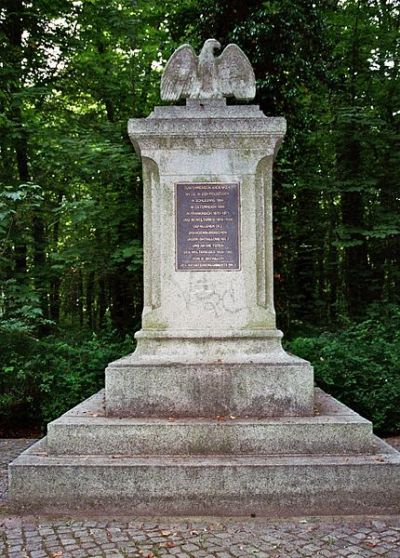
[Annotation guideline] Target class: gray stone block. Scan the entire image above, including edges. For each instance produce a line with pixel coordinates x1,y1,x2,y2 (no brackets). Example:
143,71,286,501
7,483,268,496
47,389,377,456
9,436,400,516
105,359,314,417
9,388,400,516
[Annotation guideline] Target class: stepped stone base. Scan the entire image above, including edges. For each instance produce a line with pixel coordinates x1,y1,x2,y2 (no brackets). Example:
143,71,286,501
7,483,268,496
8,389,400,516
46,389,377,456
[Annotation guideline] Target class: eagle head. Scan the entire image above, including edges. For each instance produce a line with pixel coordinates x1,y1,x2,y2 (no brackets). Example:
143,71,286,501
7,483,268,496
203,39,221,55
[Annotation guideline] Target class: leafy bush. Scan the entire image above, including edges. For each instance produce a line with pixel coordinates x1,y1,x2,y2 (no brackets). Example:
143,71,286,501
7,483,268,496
287,305,400,435
2,304,399,437
0,320,135,435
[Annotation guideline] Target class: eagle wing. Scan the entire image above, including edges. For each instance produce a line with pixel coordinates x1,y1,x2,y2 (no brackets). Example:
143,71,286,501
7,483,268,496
216,44,256,100
161,44,198,101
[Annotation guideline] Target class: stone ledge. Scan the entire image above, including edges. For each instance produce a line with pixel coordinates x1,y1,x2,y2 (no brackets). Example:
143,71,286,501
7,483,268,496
128,111,286,136
9,437,400,516
46,389,376,456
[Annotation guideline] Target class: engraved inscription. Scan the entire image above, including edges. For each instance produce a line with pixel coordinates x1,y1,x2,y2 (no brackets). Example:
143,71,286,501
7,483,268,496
176,182,240,271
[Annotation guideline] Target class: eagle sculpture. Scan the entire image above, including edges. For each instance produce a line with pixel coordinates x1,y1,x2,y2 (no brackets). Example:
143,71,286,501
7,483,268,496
161,39,256,102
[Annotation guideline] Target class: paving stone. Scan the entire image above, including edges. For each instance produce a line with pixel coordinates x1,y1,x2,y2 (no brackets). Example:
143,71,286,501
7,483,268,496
319,551,339,558
60,538,77,545
100,542,118,549
80,541,98,549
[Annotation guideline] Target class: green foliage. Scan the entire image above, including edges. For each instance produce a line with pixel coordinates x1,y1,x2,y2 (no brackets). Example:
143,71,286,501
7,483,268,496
0,318,135,434
287,305,400,435
175,0,400,328
0,0,399,434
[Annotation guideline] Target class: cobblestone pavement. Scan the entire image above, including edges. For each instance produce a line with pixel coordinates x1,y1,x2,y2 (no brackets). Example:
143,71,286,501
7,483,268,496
0,439,399,558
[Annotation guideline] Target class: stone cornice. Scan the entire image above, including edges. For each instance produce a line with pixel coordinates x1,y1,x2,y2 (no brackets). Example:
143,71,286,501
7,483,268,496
128,105,286,142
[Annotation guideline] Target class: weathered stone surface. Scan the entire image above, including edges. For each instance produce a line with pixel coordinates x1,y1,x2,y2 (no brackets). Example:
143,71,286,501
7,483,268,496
161,39,256,102
106,359,313,417
47,389,378,456
9,436,400,516
106,101,310,416
10,388,400,515
2,438,400,558
0,439,37,501
125,104,286,339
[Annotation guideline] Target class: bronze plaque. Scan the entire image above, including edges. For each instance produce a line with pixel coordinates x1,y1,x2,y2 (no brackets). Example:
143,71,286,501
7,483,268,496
175,182,240,271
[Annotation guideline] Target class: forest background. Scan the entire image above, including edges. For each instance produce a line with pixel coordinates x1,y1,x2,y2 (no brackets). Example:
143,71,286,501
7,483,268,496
1,0,399,436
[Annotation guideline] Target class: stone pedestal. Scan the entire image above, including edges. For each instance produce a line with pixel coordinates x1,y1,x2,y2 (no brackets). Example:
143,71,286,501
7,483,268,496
105,103,314,418
8,389,400,515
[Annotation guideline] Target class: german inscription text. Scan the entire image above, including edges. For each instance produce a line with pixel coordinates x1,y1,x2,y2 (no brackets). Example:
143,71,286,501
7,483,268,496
175,182,240,271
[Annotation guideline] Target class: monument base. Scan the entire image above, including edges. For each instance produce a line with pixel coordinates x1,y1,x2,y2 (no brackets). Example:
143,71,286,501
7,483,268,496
9,389,400,516
106,360,314,418
105,330,315,417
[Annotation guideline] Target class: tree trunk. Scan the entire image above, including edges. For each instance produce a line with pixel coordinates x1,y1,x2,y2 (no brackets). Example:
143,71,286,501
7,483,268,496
49,208,61,323
32,214,48,319
98,276,107,329
86,271,95,329
4,0,28,293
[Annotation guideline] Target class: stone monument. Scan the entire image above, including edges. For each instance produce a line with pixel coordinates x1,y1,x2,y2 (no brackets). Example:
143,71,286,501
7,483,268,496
106,39,313,420
9,40,400,516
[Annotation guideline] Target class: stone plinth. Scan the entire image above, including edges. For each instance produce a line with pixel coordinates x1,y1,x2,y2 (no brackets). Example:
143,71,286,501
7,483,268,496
105,357,313,418
45,389,380,456
127,104,283,337
105,103,314,417
9,389,400,515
